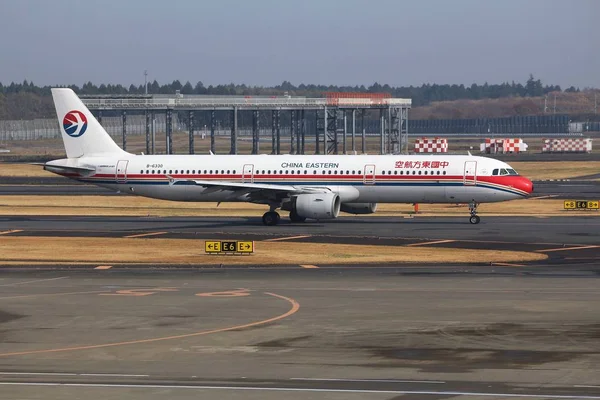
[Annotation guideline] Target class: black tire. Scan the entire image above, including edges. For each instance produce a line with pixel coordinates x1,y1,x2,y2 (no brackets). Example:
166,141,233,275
262,211,280,226
289,209,306,223
469,215,481,224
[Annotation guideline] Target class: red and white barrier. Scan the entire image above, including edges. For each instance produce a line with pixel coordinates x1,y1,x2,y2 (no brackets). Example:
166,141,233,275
480,138,528,154
414,137,448,153
542,138,592,153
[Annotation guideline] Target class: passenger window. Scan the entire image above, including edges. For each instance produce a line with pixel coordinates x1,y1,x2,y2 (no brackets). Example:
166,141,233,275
328,170,332,174
290,170,294,175
152,170,155,174
304,170,307,174
437,171,440,175
382,171,385,175
412,171,416,175
418,171,421,175
443,171,447,175
313,170,317,174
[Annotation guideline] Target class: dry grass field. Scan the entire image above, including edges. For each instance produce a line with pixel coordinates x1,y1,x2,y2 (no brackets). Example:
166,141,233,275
0,236,548,265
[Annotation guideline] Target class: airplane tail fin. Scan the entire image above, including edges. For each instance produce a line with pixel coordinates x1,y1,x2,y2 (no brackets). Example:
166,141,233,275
51,88,128,158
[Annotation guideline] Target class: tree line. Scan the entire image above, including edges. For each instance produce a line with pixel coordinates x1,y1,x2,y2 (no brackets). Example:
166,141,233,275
0,75,587,120
0,75,579,104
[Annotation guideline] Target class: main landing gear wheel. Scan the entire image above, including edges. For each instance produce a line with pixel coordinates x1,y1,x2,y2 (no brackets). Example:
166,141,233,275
468,201,480,224
262,211,280,226
289,209,306,223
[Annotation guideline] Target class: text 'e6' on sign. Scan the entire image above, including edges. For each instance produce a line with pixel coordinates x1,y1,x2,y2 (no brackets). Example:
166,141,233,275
204,240,254,254
564,200,599,210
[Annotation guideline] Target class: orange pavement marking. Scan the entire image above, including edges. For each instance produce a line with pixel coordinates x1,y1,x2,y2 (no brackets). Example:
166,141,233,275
537,245,600,253
300,264,319,269
0,292,299,357
407,239,456,247
100,287,178,296
123,231,168,238
196,288,250,297
264,235,312,242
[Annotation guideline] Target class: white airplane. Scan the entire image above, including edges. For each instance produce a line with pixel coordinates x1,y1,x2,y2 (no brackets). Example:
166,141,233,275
41,88,533,225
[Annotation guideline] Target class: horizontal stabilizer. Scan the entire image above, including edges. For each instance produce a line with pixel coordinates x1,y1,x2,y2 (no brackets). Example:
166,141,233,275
32,163,96,175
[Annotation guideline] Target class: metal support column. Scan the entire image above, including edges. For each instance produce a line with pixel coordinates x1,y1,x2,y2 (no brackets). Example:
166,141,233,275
230,107,237,154
271,110,276,155
351,109,356,154
97,110,102,124
275,110,281,154
121,110,127,151
166,109,173,154
323,107,328,154
388,106,403,155
188,110,195,155
151,111,155,154
401,106,409,154
343,110,347,154
361,109,366,154
252,110,259,154
145,110,151,155
379,109,385,155
290,110,296,154
315,109,321,155
326,108,338,154
296,110,302,154
210,110,216,154
300,110,305,154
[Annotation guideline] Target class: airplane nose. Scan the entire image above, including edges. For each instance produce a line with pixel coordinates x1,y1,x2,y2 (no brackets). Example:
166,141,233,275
517,177,534,195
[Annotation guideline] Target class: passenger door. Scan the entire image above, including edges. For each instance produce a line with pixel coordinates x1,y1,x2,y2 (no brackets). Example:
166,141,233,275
463,161,477,186
242,164,254,183
363,164,376,185
116,160,128,183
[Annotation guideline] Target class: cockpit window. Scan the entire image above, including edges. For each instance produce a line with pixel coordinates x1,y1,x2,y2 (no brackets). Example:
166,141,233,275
506,168,518,175
500,168,509,175
492,169,499,176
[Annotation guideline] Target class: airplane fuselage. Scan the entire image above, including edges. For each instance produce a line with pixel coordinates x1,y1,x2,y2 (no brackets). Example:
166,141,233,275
48,153,532,205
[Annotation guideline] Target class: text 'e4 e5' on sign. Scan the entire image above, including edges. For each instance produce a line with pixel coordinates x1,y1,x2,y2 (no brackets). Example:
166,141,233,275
564,200,599,210
205,240,254,254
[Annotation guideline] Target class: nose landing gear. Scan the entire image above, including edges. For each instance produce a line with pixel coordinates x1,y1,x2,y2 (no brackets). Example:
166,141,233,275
469,201,480,224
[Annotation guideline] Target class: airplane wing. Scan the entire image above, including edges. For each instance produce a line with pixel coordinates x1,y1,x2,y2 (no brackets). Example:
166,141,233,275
167,176,329,199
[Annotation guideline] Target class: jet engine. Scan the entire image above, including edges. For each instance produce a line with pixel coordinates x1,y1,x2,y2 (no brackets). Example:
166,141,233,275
295,193,341,220
340,202,378,214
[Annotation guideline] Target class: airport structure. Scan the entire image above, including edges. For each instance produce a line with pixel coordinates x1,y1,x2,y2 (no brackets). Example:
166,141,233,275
80,92,411,156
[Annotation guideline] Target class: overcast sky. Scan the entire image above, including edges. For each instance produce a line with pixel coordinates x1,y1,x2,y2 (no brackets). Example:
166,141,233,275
1,0,598,88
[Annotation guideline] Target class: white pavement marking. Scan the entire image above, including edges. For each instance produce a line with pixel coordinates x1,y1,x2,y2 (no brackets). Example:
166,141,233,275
0,372,149,377
0,276,68,287
1,382,600,398
123,231,168,238
407,239,455,247
0,229,23,235
264,235,312,242
538,245,600,253
291,377,446,384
